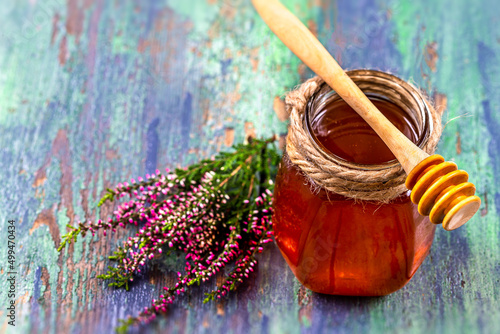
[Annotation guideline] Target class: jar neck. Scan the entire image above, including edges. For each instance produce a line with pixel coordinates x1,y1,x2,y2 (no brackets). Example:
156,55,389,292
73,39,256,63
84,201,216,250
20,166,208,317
305,70,433,171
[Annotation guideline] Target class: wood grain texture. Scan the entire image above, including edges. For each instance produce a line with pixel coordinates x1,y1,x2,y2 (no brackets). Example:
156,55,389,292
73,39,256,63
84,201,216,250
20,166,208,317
0,0,499,333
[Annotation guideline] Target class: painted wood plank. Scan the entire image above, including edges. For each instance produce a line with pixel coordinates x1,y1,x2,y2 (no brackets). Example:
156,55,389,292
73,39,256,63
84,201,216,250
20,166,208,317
0,0,499,333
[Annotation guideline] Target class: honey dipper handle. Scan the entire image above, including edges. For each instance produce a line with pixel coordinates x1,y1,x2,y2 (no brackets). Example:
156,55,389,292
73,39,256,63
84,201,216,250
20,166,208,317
252,0,428,173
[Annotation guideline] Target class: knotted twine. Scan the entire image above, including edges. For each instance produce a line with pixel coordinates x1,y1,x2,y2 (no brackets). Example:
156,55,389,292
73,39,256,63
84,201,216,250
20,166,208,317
285,76,443,203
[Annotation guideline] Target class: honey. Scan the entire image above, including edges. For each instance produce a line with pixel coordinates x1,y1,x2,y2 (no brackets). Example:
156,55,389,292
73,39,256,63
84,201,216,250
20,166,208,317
311,98,418,164
273,71,437,296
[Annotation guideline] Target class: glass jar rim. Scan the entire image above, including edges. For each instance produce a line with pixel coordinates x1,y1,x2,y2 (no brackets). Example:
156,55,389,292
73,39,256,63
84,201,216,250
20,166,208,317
304,69,433,171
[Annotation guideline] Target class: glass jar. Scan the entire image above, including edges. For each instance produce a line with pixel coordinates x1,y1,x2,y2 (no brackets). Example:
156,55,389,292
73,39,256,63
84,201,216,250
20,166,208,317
273,70,437,296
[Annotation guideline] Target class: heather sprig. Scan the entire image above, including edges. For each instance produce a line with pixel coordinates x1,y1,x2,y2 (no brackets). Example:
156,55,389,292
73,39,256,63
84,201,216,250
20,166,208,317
58,136,280,331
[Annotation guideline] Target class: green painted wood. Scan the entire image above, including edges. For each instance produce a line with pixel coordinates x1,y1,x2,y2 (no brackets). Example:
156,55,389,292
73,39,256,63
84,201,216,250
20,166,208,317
0,0,499,333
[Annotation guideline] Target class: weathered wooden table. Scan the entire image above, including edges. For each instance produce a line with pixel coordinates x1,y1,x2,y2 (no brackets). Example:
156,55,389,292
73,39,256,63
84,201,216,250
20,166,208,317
1,0,499,333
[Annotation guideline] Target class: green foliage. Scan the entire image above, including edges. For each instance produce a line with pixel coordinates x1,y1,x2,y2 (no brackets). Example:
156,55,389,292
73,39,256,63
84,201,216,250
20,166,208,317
56,137,281,332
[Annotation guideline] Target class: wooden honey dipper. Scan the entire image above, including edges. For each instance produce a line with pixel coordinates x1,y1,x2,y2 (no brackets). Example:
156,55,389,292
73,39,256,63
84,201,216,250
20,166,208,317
252,0,481,230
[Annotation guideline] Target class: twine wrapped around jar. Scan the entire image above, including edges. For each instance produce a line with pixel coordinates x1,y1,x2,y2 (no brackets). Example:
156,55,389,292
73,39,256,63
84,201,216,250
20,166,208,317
285,76,443,203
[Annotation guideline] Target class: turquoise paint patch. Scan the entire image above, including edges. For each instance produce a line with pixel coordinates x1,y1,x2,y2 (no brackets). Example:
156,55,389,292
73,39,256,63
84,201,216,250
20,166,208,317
164,0,220,36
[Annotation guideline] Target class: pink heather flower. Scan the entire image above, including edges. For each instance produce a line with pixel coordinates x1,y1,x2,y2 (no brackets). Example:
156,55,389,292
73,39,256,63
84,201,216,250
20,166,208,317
64,140,277,328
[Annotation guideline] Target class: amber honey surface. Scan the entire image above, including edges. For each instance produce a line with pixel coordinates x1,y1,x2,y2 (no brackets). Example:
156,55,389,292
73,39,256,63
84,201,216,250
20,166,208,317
273,98,436,296
311,97,418,164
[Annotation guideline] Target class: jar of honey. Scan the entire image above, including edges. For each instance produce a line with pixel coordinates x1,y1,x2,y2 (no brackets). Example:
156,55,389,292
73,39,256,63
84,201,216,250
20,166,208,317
273,70,441,296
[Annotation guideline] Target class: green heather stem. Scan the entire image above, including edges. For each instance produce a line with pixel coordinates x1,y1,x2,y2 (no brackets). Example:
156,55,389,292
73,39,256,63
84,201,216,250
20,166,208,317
56,136,280,332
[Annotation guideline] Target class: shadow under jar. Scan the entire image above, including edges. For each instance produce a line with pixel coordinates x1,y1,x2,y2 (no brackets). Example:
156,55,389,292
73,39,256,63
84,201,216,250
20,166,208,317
273,70,437,296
